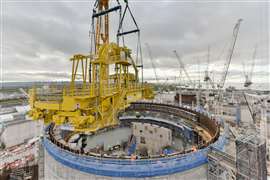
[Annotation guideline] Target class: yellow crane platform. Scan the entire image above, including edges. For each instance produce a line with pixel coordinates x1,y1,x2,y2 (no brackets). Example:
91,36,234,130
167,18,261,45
28,0,154,132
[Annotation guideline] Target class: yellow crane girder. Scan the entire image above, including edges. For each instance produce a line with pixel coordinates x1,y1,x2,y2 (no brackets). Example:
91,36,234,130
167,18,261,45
28,0,154,132
29,43,154,132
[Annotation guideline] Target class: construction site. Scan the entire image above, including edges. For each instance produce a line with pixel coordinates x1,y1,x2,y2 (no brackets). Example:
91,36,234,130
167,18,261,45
0,0,269,179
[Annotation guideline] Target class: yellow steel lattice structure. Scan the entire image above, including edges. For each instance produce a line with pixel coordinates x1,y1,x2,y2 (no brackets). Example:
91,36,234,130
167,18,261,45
28,0,154,132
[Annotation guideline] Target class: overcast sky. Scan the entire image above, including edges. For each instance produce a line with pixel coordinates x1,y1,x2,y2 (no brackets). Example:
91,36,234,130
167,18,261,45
1,0,269,88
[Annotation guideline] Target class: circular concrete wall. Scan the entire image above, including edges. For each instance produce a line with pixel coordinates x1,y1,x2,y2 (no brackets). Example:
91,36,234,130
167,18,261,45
43,102,227,179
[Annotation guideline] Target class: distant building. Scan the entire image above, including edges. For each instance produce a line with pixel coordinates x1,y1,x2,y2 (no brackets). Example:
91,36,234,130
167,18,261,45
0,105,43,148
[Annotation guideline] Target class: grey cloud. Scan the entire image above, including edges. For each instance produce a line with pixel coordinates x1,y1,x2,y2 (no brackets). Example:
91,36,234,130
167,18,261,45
4,71,71,82
1,0,269,84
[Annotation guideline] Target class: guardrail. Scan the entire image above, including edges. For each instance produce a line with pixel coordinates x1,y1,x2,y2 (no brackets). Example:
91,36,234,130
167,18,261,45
34,83,147,101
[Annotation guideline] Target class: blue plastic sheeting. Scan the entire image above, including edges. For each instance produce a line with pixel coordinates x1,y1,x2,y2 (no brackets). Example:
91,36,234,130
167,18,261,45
43,133,227,178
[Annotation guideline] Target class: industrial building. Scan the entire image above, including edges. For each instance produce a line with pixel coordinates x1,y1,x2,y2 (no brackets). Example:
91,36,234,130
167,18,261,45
0,105,43,148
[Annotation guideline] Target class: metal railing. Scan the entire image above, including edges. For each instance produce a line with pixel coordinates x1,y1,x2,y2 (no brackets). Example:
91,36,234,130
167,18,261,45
34,82,146,102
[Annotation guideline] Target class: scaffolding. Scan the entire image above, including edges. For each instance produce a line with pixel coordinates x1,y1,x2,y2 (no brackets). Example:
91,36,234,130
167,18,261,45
9,164,34,180
207,147,236,180
236,134,267,180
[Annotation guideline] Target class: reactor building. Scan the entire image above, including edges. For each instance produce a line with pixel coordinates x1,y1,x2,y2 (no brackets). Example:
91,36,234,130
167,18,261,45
26,0,227,179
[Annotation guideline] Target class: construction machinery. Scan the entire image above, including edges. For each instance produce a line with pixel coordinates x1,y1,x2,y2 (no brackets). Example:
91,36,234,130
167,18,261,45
145,43,172,92
217,19,243,90
243,46,257,88
173,50,194,88
204,46,215,89
145,43,159,84
213,19,242,117
28,0,154,132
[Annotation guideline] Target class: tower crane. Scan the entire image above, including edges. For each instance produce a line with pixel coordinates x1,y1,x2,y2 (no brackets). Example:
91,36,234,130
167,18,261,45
173,50,194,88
145,43,159,83
243,46,257,88
217,19,243,90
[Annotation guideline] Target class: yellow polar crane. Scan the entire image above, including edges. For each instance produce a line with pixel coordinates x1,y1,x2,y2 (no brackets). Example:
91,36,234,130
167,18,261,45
28,0,154,132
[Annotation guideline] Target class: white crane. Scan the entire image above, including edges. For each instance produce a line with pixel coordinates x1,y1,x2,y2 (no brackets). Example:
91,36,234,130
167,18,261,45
215,19,243,116
204,46,215,89
243,46,257,88
217,19,243,90
173,50,194,88
145,43,159,84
